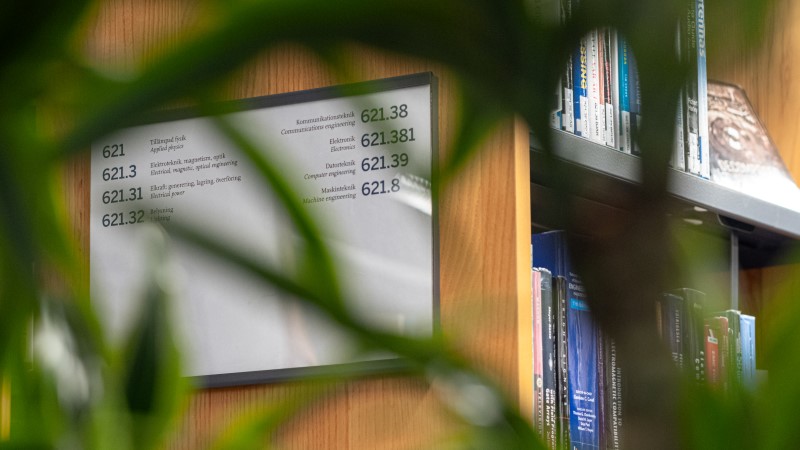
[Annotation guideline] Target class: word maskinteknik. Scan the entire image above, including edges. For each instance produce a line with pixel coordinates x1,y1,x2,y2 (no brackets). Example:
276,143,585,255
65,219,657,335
321,184,355,194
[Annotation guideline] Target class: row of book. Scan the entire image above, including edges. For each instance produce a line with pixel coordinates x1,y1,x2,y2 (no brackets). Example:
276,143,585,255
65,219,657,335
531,230,756,449
658,292,757,392
537,0,710,178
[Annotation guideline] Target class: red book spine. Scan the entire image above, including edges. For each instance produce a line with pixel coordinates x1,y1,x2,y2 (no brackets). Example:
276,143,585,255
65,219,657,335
704,323,720,387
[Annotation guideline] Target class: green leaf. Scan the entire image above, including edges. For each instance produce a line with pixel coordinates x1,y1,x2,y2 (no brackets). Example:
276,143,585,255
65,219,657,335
119,227,187,449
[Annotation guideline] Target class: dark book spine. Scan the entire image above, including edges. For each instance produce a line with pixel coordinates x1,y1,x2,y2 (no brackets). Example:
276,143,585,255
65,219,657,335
628,50,642,155
604,335,623,450
673,288,706,384
542,271,558,448
538,269,559,447
555,276,570,449
661,293,685,370
597,332,606,450
682,0,700,175
533,269,545,435
723,310,743,385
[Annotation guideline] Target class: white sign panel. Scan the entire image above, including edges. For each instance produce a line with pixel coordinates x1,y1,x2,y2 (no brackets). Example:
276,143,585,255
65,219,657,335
91,74,437,385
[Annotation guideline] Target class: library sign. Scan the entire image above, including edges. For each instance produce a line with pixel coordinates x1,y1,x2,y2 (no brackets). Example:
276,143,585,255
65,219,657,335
90,74,438,386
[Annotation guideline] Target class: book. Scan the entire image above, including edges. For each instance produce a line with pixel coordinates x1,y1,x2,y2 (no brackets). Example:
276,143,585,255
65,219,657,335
587,29,605,145
532,231,598,449
628,49,642,155
533,232,571,448
740,314,756,391
705,315,730,391
659,293,685,370
574,34,588,138
722,310,743,386
533,268,559,447
601,28,618,148
682,0,701,176
533,269,544,434
673,288,706,384
704,323,720,387
561,0,575,134
696,0,710,178
600,333,623,450
555,275,571,448
617,36,632,154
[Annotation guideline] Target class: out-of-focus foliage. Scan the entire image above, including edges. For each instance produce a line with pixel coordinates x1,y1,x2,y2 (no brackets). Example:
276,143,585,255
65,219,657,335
0,0,789,449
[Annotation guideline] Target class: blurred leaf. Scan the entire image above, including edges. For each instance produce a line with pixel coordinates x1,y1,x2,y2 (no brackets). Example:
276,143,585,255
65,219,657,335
755,262,800,450
680,381,757,450
119,228,187,450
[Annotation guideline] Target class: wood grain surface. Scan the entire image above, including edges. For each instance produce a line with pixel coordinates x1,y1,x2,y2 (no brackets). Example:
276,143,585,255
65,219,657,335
74,1,533,448
708,0,800,182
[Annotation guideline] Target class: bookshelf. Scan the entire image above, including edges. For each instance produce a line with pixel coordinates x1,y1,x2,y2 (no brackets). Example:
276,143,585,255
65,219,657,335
531,131,800,271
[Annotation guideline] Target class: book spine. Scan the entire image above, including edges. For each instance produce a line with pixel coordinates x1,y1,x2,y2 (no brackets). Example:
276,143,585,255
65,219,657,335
674,288,706,384
740,314,756,391
661,293,685,370
709,316,731,391
596,330,606,450
696,0,709,178
587,30,605,145
683,0,700,175
628,51,642,156
675,92,686,171
618,36,632,154
566,269,599,448
723,310,743,385
603,28,617,148
673,21,686,171
604,335,623,450
556,276,571,449
533,269,545,435
542,269,559,447
704,322,720,388
574,37,588,138
552,81,563,130
561,0,575,134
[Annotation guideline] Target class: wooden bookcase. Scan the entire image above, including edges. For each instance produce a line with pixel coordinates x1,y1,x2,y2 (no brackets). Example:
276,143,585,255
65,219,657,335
60,0,800,448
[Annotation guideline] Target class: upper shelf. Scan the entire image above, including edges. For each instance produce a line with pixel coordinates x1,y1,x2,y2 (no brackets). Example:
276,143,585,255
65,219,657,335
530,130,800,268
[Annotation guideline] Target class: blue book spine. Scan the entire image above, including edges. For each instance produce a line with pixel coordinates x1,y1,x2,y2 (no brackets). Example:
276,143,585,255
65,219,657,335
532,231,565,277
618,36,631,153
573,38,588,138
566,269,599,449
740,314,756,391
696,0,709,178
